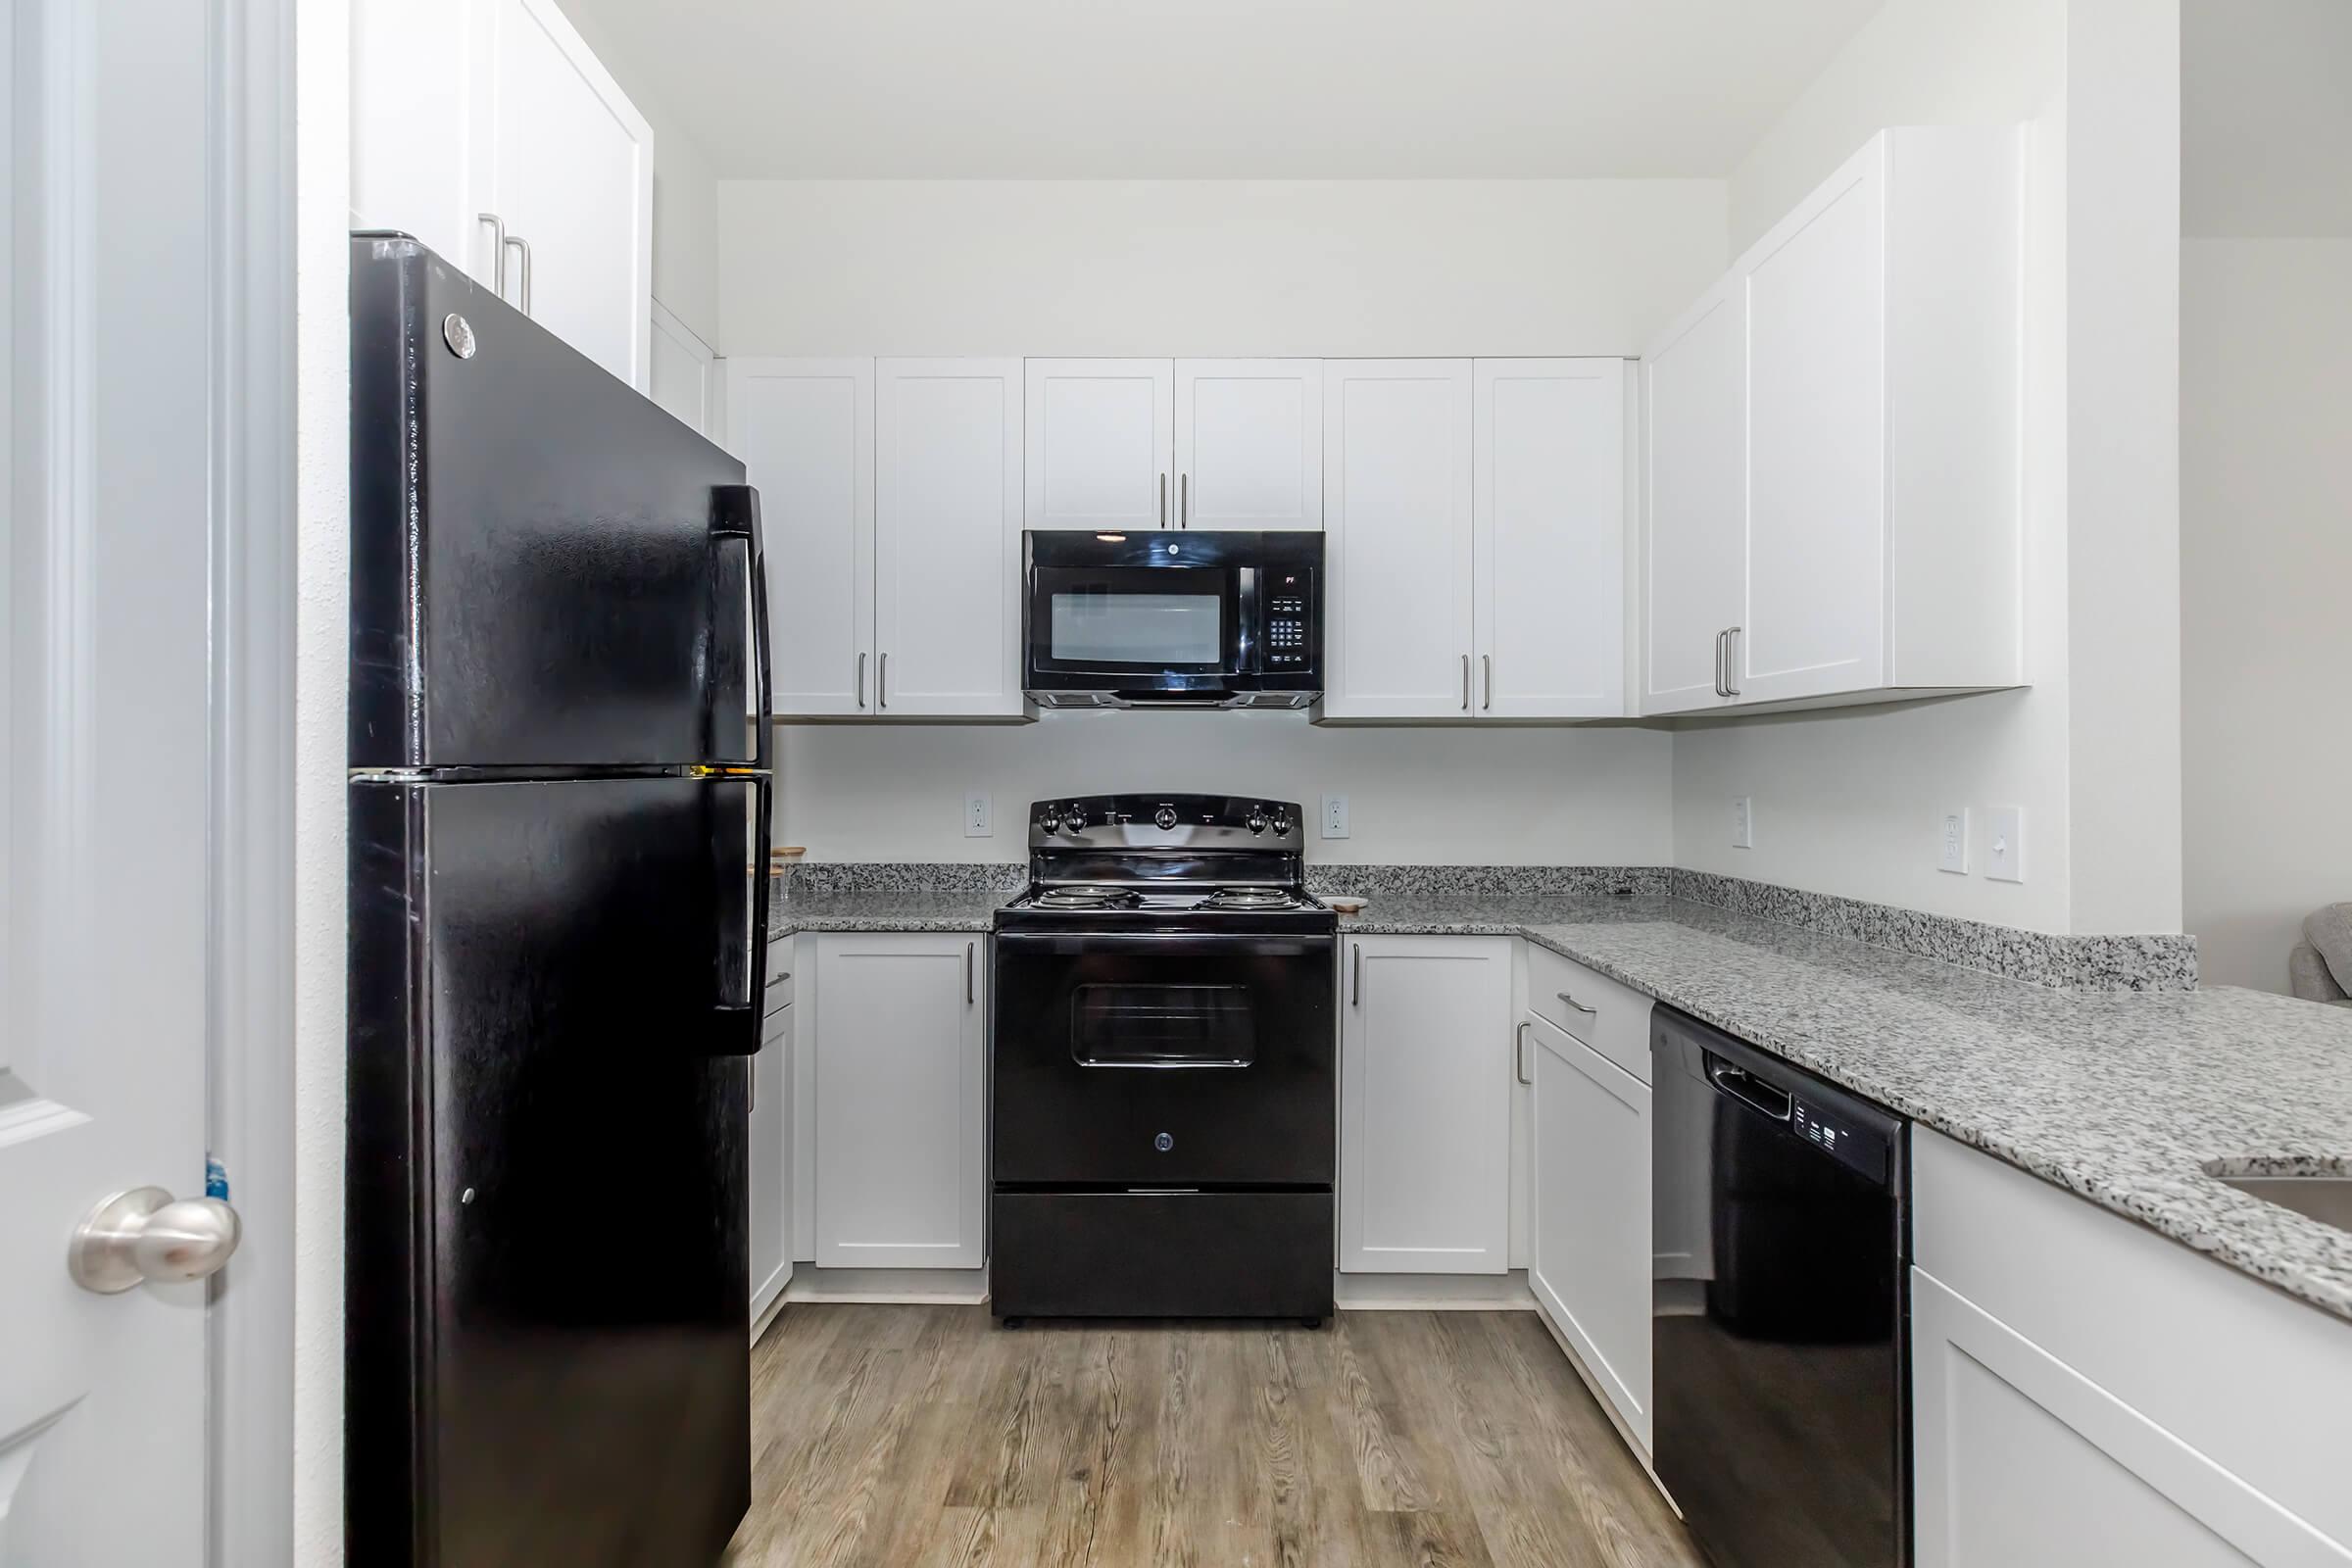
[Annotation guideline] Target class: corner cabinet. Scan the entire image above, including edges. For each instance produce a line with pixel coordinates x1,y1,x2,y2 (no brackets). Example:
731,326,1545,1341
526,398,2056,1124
727,357,1029,720
1338,935,1513,1274
1023,359,1322,532
351,0,654,390
809,934,988,1270
1321,360,1626,721
1912,1128,2352,1566
1642,126,2025,717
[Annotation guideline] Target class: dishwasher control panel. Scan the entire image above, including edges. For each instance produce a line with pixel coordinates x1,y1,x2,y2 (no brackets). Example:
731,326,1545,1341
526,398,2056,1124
1792,1097,1892,1184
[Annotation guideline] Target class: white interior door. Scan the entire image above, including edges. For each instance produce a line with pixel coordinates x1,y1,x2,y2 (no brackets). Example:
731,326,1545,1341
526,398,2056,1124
1174,359,1323,530
873,358,1024,717
2,1,241,1557
473,0,654,389
1641,278,1747,714
1319,361,1476,719
726,358,874,717
1023,358,1173,531
1475,358,1627,719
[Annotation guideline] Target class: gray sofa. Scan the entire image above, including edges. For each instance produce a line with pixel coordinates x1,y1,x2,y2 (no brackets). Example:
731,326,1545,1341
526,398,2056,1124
2289,904,2352,1006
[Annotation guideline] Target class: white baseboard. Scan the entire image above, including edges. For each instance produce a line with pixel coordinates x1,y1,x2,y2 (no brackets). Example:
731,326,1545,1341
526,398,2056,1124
785,1265,990,1305
751,1280,792,1346
1334,1268,1538,1311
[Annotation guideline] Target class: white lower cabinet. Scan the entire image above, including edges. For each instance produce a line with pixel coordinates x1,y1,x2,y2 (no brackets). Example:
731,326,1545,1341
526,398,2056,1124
1913,1128,2352,1566
811,933,987,1270
1527,1010,1653,1451
1339,936,1512,1274
749,989,792,1318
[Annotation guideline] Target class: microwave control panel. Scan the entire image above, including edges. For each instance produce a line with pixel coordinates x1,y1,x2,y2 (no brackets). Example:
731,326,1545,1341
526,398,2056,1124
1262,570,1315,668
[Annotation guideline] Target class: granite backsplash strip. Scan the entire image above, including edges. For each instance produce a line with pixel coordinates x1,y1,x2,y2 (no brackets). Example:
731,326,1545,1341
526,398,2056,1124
1308,864,2197,992
783,861,1026,896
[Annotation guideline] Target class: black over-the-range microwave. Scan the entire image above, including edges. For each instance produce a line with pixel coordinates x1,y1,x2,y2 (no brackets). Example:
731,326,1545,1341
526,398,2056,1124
1021,530,1324,709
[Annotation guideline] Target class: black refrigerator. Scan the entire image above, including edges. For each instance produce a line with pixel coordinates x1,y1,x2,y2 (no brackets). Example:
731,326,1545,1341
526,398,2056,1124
346,233,772,1567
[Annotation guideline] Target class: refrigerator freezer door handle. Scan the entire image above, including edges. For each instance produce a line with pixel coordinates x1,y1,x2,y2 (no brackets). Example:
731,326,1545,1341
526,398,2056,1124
711,484,772,768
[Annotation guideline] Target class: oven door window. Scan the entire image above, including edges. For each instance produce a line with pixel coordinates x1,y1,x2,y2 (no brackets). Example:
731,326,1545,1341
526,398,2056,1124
1029,566,1237,674
1073,984,1254,1068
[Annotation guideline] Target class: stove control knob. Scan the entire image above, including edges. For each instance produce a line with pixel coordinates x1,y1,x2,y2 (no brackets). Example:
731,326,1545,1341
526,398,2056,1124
1246,810,1269,835
1152,806,1179,831
1271,813,1293,836
1061,808,1087,834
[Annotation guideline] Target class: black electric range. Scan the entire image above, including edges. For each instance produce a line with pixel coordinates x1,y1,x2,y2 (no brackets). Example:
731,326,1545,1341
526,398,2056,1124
990,794,1337,1324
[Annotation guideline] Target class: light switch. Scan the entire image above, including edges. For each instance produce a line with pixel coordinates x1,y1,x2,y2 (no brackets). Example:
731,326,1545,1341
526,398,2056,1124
1938,808,1970,874
1984,806,2024,882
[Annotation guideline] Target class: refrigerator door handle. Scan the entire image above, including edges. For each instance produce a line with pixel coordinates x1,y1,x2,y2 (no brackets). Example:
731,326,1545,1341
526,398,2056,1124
710,484,772,769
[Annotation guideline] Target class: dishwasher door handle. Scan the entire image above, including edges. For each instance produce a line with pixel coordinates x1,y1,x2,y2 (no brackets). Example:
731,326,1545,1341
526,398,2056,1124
1709,1058,1793,1122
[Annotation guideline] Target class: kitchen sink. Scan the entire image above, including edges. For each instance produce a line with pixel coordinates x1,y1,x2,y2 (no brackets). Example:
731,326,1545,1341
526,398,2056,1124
2214,1174,2352,1233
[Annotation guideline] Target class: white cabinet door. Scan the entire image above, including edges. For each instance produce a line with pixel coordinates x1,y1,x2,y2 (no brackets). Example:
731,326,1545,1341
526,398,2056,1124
649,301,717,439
472,0,654,389
874,359,1024,717
1174,360,1323,530
1641,276,1745,715
1320,361,1477,719
1475,359,1627,719
1339,936,1512,1273
1911,1267,2331,1568
727,358,874,717
811,934,987,1270
1024,359,1173,531
1528,1013,1653,1450
1739,154,1886,705
750,999,793,1318
350,0,483,277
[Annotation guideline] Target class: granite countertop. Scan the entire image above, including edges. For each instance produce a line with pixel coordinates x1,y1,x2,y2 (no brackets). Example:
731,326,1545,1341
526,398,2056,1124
1344,892,2352,1322
765,885,1003,936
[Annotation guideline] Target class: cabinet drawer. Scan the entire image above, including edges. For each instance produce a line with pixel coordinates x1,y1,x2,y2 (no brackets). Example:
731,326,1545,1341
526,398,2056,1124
763,943,795,1014
1526,942,1651,1084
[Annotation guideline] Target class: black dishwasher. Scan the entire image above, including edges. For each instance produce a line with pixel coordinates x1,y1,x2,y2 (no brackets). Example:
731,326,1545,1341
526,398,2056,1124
1650,1004,1909,1568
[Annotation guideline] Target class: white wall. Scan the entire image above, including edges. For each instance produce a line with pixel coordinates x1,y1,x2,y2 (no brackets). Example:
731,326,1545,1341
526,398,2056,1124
779,712,1675,865
2181,238,2352,990
1674,0,2078,932
293,0,351,1559
728,176,1722,866
718,178,1727,357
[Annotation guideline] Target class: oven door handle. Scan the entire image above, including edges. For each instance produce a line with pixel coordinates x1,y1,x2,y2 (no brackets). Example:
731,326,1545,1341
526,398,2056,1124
992,931,1332,959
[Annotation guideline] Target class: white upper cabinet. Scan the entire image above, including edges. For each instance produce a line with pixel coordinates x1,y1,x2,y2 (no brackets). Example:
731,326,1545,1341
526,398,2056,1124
1339,935,1513,1275
1642,126,2024,716
727,358,874,717
1319,360,1478,719
473,0,654,390
1475,359,1628,719
1023,359,1174,531
649,302,719,440
1641,276,1748,715
351,0,654,391
873,359,1025,717
1173,361,1324,530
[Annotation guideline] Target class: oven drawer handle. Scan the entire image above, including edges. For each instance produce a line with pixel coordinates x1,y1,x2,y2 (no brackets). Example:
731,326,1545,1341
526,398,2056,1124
1077,1058,1250,1071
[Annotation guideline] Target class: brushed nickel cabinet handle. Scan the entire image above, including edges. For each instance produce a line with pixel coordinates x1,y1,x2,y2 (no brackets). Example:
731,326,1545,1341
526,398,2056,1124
1482,654,1493,710
858,651,867,709
1180,472,1190,528
502,233,532,314
1460,654,1470,710
1725,626,1742,697
1350,944,1362,1005
1556,990,1596,1015
1158,472,1167,528
1515,1020,1533,1085
478,213,507,295
964,941,975,1004
878,652,888,709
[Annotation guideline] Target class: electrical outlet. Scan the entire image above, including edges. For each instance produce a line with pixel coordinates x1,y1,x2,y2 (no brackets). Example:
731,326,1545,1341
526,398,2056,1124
1731,796,1753,850
963,792,992,838
1984,806,2024,882
1321,794,1351,840
1938,808,1970,874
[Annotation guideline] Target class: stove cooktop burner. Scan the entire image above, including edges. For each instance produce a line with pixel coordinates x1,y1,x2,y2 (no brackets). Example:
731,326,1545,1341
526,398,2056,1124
1200,886,1299,910
1029,886,1145,910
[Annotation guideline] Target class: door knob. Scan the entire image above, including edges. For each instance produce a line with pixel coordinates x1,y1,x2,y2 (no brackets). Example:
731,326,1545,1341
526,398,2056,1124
68,1186,243,1294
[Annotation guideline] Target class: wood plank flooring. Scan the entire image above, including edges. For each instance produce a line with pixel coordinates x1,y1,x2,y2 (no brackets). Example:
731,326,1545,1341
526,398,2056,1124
724,1305,1703,1568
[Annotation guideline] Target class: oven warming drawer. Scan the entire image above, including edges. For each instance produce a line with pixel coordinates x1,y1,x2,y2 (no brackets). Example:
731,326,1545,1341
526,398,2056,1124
992,1191,1332,1320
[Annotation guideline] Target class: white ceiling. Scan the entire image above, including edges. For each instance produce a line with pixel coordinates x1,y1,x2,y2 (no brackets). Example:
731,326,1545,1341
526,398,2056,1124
2183,0,2352,237
560,0,1884,179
